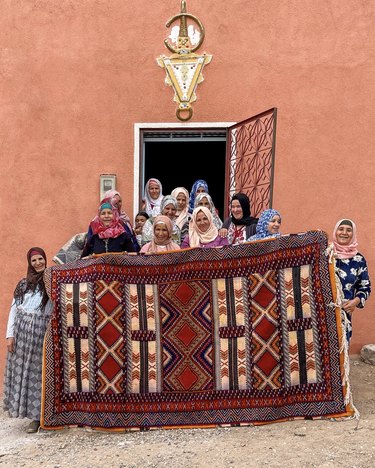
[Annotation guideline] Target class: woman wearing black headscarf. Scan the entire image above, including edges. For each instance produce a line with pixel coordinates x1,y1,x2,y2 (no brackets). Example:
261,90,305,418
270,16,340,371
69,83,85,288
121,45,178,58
4,247,53,433
219,193,258,244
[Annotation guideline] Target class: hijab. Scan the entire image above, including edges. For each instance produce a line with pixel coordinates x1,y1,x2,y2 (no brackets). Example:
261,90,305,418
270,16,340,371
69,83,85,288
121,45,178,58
143,178,163,217
332,219,359,259
147,215,180,252
103,189,131,225
14,247,49,310
194,192,222,229
189,207,219,247
160,195,178,216
90,201,125,239
230,193,258,226
189,179,209,213
171,187,189,229
249,209,281,240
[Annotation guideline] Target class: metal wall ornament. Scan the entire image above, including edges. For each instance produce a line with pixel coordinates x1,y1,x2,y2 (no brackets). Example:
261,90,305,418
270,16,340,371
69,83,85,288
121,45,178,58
157,1,212,121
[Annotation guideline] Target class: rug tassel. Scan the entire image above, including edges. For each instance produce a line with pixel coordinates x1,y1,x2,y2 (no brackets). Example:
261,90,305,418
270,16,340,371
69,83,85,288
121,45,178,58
326,257,360,422
339,310,360,420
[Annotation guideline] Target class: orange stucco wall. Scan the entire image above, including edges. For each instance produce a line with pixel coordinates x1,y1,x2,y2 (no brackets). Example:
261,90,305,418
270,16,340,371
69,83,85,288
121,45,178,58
1,0,374,383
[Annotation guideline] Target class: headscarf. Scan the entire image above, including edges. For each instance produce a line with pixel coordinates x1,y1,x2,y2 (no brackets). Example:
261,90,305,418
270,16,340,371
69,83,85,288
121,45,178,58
249,209,281,240
189,207,219,247
148,215,180,252
171,187,190,229
230,193,258,226
194,192,222,229
103,189,131,225
143,178,163,217
90,200,125,239
189,179,209,213
14,247,49,310
160,195,178,216
333,219,358,259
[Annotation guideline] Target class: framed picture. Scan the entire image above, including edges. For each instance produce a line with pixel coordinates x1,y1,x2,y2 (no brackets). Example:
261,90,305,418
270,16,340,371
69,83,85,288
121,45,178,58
100,174,116,201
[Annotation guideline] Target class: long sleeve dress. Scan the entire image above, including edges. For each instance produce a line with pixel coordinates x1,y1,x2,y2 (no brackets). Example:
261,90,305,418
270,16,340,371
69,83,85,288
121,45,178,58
335,253,371,341
4,281,53,420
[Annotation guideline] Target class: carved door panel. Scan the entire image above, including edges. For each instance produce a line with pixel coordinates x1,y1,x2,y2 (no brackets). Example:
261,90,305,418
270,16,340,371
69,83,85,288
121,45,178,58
224,108,277,217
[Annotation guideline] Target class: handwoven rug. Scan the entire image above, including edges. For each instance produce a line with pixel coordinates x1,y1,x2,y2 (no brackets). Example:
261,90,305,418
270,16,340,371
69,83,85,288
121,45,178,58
41,231,354,430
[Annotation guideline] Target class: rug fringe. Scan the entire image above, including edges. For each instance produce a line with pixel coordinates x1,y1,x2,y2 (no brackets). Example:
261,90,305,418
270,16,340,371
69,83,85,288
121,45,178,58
325,245,360,421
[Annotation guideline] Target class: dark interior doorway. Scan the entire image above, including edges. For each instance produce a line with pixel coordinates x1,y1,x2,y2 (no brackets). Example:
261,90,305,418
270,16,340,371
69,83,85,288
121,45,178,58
143,132,227,218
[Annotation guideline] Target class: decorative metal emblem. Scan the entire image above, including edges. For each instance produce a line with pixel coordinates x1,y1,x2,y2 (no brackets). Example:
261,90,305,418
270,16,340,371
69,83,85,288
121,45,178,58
157,1,212,121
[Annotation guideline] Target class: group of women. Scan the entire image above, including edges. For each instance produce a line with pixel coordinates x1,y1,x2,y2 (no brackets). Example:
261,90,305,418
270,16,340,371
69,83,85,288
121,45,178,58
4,177,371,434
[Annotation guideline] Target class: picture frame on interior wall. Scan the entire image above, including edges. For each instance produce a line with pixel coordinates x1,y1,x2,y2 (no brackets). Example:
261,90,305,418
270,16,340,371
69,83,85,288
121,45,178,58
100,174,116,201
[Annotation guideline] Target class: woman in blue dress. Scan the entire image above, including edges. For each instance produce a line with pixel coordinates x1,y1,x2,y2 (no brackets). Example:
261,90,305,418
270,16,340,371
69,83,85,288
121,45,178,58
332,219,371,342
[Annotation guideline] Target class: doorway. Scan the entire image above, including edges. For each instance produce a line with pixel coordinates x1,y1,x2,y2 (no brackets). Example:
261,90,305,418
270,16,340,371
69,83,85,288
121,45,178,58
141,129,227,218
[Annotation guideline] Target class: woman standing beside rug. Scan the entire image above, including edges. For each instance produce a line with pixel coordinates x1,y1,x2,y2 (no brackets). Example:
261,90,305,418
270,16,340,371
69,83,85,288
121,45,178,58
4,247,53,433
331,219,371,343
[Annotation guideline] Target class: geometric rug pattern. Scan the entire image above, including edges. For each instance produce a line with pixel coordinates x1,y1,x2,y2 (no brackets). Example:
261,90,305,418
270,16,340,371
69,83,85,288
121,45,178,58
42,231,354,429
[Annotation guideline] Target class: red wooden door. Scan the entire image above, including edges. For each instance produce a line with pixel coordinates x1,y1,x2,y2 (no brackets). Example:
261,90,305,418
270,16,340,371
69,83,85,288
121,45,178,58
224,108,277,217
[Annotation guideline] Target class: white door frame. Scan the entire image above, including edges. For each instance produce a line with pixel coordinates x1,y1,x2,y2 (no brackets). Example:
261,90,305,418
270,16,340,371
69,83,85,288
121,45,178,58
133,122,235,218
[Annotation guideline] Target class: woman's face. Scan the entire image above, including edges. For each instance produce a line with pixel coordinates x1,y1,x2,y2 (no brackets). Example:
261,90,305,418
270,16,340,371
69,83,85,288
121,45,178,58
113,195,122,210
154,223,169,243
231,200,243,220
176,193,187,211
267,215,281,235
149,183,160,200
198,197,210,209
336,224,353,245
99,208,113,226
196,210,210,233
196,185,206,195
162,203,177,220
30,254,46,273
135,215,147,229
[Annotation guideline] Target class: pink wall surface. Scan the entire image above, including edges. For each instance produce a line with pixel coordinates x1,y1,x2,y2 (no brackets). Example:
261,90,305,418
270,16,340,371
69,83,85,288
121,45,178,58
1,0,374,383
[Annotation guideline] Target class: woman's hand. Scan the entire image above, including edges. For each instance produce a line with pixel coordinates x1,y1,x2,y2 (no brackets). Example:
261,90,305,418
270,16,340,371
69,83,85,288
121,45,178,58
342,297,360,315
7,337,15,353
218,228,228,238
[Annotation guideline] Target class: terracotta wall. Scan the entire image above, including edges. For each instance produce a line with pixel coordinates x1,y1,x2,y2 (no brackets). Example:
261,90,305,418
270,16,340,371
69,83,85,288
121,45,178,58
1,0,374,382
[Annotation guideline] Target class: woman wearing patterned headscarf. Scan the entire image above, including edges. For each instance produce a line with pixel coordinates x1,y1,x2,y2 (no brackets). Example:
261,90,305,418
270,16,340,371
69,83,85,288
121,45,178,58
219,193,258,245
140,215,181,254
141,195,181,246
81,201,136,256
194,192,223,229
142,178,164,217
4,247,53,433
181,207,229,249
103,190,140,251
330,219,371,342
188,179,209,213
248,209,281,241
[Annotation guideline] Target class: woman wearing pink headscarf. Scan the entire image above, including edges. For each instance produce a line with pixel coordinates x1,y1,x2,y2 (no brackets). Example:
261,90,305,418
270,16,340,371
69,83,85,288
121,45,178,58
140,215,180,254
81,201,136,256
102,190,139,251
181,207,229,249
331,218,371,342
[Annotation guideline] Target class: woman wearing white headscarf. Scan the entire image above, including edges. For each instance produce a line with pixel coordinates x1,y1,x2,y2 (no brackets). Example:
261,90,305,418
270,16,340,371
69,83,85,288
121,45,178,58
181,207,228,249
141,178,164,217
141,195,181,246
